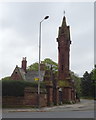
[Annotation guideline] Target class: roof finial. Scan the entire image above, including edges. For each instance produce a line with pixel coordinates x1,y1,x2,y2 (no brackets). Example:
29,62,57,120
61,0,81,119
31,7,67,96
61,10,66,27
63,10,65,16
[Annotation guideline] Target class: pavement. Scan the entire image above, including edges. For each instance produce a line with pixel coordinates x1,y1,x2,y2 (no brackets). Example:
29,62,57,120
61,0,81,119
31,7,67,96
2,99,94,112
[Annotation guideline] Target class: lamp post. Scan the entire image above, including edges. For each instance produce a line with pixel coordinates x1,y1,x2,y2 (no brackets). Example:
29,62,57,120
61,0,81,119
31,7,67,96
38,16,49,108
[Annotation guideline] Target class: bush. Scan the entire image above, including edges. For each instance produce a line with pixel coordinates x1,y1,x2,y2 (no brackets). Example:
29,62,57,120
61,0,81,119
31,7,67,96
2,80,45,97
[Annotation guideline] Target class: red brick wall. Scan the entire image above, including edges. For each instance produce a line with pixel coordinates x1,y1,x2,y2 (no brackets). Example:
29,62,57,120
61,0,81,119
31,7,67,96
46,87,53,106
24,93,47,107
40,94,47,107
24,93,38,106
53,88,59,105
24,87,47,107
62,87,72,102
2,96,24,106
3,87,47,107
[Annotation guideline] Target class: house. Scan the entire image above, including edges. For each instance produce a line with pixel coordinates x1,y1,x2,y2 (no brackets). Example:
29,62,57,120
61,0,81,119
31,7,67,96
10,57,57,106
11,57,46,82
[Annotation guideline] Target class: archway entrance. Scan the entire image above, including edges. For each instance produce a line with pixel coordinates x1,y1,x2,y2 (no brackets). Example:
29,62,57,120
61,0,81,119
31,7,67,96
59,88,63,104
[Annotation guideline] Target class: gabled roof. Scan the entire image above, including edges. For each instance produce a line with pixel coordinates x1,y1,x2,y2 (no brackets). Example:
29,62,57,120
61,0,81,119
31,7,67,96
11,66,46,82
11,66,26,81
19,68,26,81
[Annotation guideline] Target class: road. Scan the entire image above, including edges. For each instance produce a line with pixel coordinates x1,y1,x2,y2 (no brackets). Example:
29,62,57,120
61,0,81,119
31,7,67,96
2,99,95,118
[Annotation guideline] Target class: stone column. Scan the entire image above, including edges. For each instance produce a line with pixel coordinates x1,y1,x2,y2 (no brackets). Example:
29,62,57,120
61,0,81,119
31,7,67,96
62,87,72,103
46,86,53,106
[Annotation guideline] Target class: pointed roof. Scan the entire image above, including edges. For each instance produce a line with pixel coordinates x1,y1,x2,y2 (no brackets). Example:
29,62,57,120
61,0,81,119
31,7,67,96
61,16,67,27
11,65,46,82
58,16,68,36
11,65,26,81
57,15,71,41
15,66,26,80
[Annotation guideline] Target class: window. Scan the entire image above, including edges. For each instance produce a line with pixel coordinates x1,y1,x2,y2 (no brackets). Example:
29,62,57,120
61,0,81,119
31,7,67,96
62,65,63,71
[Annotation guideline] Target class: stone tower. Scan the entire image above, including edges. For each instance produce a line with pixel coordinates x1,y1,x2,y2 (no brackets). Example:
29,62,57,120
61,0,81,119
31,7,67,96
57,16,71,82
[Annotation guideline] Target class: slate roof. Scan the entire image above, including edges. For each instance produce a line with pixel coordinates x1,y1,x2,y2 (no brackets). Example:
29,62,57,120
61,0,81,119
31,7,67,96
25,70,45,82
12,66,46,82
19,68,26,81
16,67,45,82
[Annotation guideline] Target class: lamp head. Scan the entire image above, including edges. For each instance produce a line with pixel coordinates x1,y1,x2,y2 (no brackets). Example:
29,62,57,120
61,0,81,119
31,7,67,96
44,16,49,20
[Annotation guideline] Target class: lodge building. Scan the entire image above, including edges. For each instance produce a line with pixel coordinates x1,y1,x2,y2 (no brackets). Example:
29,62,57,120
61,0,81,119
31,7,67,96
3,16,77,107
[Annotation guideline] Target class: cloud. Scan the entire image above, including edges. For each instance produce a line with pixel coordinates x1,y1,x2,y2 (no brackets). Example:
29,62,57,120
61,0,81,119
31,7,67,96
0,2,94,79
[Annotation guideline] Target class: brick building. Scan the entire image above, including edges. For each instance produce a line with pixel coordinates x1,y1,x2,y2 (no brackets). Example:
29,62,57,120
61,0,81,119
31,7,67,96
57,16,76,103
10,57,58,106
11,57,45,82
7,15,77,107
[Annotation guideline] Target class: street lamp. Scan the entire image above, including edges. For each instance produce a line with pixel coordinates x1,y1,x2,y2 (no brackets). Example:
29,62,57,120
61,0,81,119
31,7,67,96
38,16,49,108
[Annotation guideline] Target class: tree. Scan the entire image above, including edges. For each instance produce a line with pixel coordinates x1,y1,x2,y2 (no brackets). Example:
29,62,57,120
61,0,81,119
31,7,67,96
42,58,58,71
28,58,82,93
81,71,94,98
90,65,96,99
1,76,11,80
91,65,96,82
27,58,58,73
71,71,81,97
27,62,38,71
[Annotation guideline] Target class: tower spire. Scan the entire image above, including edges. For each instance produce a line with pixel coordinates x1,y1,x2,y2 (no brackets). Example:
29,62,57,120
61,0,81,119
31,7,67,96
57,14,71,81
56,14,76,104
62,16,66,27
61,10,67,27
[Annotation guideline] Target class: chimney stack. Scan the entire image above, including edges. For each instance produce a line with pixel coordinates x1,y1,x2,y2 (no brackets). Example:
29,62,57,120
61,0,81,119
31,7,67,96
21,57,27,72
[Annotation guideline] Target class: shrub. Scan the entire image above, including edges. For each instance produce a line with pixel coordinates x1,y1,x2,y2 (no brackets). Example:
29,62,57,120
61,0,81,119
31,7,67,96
2,80,45,97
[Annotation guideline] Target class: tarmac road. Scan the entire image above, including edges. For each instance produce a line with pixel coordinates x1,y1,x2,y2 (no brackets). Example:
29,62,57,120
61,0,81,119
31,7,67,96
2,111,94,118
2,99,95,118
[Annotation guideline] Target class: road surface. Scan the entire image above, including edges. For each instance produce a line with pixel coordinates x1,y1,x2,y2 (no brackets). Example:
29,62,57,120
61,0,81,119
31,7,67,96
2,99,95,118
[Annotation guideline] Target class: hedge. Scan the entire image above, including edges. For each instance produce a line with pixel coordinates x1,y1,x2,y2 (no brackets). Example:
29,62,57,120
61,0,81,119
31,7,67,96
2,80,46,97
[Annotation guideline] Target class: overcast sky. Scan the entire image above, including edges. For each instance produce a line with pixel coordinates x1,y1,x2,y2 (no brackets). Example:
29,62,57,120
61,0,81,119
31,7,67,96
0,2,94,79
